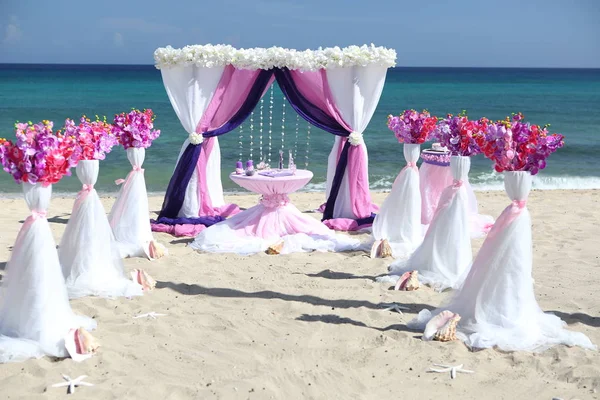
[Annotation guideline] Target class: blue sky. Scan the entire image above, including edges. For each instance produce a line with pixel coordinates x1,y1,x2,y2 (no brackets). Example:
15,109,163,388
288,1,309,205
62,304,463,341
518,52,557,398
0,0,598,67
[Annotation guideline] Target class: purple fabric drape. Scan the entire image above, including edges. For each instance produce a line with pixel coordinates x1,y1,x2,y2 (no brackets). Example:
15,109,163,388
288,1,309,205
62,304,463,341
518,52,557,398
157,69,274,223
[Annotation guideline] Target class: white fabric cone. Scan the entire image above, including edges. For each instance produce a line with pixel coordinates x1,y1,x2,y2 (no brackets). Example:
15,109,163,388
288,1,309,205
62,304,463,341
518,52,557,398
0,183,97,363
59,160,142,299
387,156,473,291
408,171,596,352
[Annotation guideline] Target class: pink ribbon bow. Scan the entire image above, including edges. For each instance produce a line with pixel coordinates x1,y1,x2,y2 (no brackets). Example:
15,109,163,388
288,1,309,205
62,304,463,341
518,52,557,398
31,210,47,220
406,162,417,168
452,179,463,188
512,200,527,209
82,184,94,192
133,166,144,172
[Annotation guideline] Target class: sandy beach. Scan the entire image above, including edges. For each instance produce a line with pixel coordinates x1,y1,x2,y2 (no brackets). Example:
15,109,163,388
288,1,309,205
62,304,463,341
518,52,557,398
0,189,598,400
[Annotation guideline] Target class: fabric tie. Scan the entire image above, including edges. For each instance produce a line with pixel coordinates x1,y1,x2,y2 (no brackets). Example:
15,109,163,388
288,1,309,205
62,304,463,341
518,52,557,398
452,179,463,188
133,166,144,172
115,179,126,185
512,200,527,209
82,184,94,192
31,210,47,220
406,162,417,168
260,193,290,209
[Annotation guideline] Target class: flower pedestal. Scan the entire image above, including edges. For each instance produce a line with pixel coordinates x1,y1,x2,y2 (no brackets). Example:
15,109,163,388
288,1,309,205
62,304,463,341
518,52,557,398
409,171,595,351
109,148,166,259
59,160,143,299
388,155,472,291
371,143,423,258
0,183,97,363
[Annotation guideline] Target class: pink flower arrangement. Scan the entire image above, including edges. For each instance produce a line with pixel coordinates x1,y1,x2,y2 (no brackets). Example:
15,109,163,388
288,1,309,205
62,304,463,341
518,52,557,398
112,109,161,149
63,116,118,161
432,112,488,156
475,113,565,175
387,109,437,144
0,120,77,186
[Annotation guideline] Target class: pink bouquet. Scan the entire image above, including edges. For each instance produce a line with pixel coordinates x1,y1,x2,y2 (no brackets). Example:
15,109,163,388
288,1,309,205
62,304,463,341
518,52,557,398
387,109,437,144
112,109,161,149
432,112,488,156
476,113,564,175
63,116,118,161
0,120,77,185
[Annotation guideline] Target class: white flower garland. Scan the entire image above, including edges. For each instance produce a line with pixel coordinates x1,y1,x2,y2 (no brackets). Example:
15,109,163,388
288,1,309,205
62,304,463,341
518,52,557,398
189,132,204,145
154,44,396,71
348,132,364,146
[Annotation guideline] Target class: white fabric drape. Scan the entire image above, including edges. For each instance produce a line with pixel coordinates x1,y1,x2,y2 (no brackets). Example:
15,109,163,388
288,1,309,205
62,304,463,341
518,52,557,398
409,171,596,352
61,160,142,298
324,65,388,218
161,65,225,218
386,156,472,290
0,183,96,363
371,144,423,258
109,148,159,259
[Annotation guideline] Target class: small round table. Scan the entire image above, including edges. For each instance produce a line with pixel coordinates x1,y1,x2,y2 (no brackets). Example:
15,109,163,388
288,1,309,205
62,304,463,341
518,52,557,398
229,169,314,208
419,150,452,225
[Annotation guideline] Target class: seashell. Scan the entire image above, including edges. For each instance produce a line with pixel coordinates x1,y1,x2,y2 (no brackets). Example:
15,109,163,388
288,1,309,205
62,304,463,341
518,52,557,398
149,240,167,260
266,240,284,255
423,310,461,342
64,328,99,362
370,239,393,259
131,269,157,291
394,270,420,291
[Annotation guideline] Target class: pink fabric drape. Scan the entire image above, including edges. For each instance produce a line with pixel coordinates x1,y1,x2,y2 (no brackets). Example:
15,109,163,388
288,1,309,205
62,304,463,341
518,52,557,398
194,66,263,217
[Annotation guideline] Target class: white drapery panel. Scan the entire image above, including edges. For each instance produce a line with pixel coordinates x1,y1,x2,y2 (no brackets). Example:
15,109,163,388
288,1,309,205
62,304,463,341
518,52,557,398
161,65,225,218
324,65,388,218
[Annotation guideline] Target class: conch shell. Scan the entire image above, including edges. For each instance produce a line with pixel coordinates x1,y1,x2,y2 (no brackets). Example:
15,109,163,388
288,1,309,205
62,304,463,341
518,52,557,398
149,240,167,260
370,239,393,258
423,310,461,342
131,269,156,291
64,328,99,362
394,270,420,291
266,240,285,255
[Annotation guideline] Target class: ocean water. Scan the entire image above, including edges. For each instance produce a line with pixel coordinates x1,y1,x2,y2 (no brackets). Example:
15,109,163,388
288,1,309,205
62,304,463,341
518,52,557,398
1,64,599,195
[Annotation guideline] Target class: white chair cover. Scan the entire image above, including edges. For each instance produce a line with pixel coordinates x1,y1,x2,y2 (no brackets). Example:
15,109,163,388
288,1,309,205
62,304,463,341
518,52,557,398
109,148,161,259
0,183,96,363
409,171,596,352
161,65,226,217
60,160,142,298
386,156,472,290
325,65,387,218
371,144,423,258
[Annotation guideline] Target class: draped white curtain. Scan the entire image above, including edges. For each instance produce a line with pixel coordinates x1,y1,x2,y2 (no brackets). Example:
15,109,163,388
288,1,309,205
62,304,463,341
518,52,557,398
161,65,226,218
325,65,388,218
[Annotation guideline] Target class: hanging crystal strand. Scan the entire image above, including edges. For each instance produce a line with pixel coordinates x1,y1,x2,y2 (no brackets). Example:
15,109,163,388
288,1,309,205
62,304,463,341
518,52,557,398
259,98,264,162
238,124,243,161
305,123,311,168
294,113,299,159
268,84,274,165
249,111,254,160
281,96,286,152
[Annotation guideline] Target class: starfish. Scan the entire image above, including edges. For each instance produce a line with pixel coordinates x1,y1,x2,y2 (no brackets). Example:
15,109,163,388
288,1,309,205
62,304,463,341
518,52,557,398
51,374,93,394
380,303,411,314
133,312,166,319
429,364,474,379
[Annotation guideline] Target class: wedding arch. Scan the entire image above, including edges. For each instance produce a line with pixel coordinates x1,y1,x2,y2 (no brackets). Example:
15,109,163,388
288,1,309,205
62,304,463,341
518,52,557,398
151,44,396,235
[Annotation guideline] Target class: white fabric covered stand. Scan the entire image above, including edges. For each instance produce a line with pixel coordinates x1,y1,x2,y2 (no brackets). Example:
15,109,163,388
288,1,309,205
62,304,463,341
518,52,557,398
409,171,596,352
161,65,226,218
0,183,97,363
60,160,142,299
371,144,424,258
385,156,473,291
109,148,161,258
324,65,387,219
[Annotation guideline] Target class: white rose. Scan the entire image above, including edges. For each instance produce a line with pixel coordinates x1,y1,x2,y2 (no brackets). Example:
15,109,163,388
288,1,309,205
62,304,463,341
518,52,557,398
189,132,204,145
348,132,364,146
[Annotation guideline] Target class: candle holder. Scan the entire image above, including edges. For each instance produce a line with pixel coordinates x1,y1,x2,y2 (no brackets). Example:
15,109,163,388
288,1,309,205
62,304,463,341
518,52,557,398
235,161,244,175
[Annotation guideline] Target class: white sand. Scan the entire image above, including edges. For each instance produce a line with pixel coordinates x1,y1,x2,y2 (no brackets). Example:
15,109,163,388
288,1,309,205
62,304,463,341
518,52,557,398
0,190,598,399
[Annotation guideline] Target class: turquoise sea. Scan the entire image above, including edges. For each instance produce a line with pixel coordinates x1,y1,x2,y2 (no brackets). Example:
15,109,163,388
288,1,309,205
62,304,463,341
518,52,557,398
1,65,599,195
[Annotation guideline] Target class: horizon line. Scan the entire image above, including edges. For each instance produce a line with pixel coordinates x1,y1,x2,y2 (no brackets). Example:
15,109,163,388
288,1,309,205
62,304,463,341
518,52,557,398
1,63,599,70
